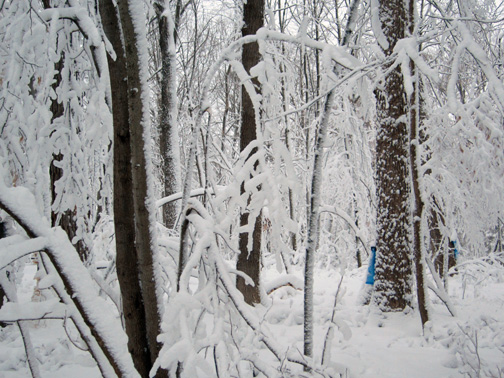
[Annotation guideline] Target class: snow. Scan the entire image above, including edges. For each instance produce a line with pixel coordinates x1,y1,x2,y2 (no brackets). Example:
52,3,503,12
370,0,389,51
2,1,504,377
0,183,138,377
2,260,504,377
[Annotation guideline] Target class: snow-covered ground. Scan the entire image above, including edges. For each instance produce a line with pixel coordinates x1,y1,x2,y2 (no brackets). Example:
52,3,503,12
1,262,503,377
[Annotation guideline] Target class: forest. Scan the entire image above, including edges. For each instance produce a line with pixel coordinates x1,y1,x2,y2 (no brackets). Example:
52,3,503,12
0,0,503,377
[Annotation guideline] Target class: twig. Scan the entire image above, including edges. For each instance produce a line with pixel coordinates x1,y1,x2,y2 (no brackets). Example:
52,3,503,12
321,273,345,366
63,315,89,352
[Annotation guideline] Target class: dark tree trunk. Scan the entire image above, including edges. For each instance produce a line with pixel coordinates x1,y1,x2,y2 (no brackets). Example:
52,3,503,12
98,1,152,376
373,0,413,311
236,0,265,306
109,1,167,376
115,0,166,375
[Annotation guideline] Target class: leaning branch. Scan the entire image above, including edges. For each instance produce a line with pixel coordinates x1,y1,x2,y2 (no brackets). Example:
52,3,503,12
0,184,139,378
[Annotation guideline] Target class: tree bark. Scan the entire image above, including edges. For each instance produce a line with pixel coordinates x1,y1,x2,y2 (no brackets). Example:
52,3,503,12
304,89,336,366
155,1,180,229
410,60,430,328
115,0,166,375
99,1,153,376
373,0,413,311
236,0,265,306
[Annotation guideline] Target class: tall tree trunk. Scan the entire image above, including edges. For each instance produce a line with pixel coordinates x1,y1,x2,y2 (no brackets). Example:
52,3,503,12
304,90,336,366
115,0,166,375
155,1,180,229
99,1,152,376
373,0,413,311
410,62,430,328
236,0,265,306
303,3,359,363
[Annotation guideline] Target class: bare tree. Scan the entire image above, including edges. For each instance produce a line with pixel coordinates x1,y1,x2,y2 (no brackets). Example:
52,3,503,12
100,0,168,375
99,1,155,375
236,0,265,306
116,0,167,374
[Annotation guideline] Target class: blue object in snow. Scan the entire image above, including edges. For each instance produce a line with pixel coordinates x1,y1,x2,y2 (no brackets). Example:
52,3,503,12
366,246,376,285
453,240,459,260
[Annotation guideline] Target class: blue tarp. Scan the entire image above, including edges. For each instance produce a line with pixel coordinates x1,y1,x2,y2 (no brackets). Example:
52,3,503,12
365,246,376,285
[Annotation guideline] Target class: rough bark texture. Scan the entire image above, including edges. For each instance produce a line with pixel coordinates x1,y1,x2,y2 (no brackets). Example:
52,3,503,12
373,0,413,311
155,2,180,229
236,0,264,306
99,1,152,376
115,1,166,375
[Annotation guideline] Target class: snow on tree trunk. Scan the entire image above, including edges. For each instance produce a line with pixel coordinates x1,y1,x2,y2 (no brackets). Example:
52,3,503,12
236,0,264,306
155,1,181,230
98,0,153,375
116,0,167,375
304,89,336,364
372,0,413,312
409,60,430,328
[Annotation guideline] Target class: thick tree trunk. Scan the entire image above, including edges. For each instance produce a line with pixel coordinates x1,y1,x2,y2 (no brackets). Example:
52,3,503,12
115,1,166,375
236,0,264,306
373,0,413,311
99,1,152,376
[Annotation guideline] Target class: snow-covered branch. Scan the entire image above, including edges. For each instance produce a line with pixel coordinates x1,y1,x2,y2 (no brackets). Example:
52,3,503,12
0,183,139,378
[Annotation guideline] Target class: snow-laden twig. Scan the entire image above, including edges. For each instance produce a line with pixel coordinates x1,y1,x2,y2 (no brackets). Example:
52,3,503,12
0,298,67,322
320,205,370,257
321,273,346,366
0,235,48,270
161,199,335,376
425,257,457,317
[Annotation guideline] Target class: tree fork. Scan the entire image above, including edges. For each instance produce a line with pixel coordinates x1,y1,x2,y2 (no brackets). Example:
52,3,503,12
98,0,153,375
115,0,167,375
